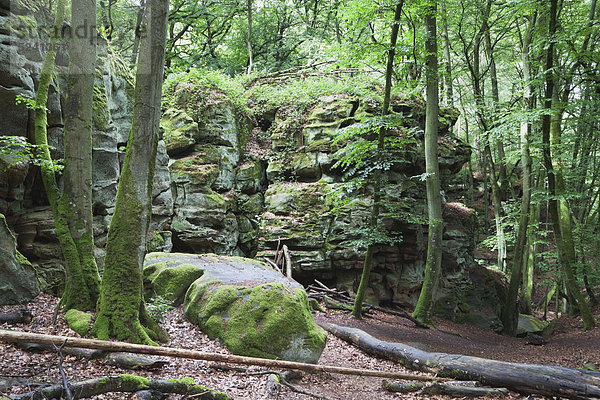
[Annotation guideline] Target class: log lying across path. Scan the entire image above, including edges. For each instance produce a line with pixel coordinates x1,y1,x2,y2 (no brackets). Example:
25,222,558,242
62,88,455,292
0,329,446,382
319,322,600,400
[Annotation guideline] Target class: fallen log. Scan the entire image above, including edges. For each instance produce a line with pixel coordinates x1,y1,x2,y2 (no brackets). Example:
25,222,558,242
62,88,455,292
319,322,600,399
7,374,230,400
420,382,509,397
13,342,168,370
0,310,32,325
0,329,448,382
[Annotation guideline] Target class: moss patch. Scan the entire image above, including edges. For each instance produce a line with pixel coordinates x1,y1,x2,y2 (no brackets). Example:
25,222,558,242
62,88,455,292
64,309,93,336
143,262,204,305
184,281,327,363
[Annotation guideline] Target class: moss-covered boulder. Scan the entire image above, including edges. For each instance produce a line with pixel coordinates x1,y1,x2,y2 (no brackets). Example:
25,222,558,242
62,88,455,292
145,252,326,363
65,309,93,336
143,257,204,305
517,314,549,336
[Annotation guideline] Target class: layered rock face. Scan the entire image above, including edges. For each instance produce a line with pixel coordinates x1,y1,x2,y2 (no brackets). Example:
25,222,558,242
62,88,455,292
162,84,505,328
0,1,173,295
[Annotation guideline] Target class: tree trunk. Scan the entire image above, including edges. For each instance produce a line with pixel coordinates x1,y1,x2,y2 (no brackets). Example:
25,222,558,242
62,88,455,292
33,0,100,313
93,0,170,345
352,0,404,319
320,322,600,399
412,0,442,325
130,0,146,67
501,14,535,335
440,0,453,108
60,0,101,312
246,0,253,74
541,0,594,330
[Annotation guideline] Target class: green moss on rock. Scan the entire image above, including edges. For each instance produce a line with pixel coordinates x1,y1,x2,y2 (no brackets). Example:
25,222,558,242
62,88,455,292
119,374,150,391
64,309,93,336
161,108,199,156
143,262,204,305
185,281,327,363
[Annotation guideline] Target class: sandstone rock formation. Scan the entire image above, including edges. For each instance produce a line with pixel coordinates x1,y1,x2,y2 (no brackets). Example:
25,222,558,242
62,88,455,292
0,213,39,305
145,252,327,363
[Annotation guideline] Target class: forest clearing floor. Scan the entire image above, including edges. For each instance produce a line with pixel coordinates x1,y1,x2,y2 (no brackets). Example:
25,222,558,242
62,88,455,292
1,294,599,400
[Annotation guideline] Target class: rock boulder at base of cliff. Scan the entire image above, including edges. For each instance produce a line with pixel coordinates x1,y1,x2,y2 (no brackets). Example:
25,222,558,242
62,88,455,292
0,213,39,305
144,252,327,363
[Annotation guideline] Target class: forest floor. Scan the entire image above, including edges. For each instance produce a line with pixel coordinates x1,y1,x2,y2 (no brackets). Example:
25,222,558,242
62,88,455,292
1,294,599,400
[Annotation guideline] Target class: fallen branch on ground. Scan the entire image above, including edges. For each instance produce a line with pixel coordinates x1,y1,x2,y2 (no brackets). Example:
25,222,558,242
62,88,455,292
6,374,230,400
13,342,168,370
319,322,600,399
308,280,429,328
0,329,448,382
0,310,32,325
420,382,509,397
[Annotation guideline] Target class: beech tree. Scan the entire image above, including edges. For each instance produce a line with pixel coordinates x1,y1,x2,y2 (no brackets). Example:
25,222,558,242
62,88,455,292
32,0,100,312
351,0,404,319
92,0,170,344
412,0,442,325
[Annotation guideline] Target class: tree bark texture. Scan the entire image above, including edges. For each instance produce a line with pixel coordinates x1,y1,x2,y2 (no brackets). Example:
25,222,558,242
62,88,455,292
501,13,536,336
540,0,594,330
412,0,442,325
320,322,600,399
33,0,100,312
60,0,101,312
93,0,169,344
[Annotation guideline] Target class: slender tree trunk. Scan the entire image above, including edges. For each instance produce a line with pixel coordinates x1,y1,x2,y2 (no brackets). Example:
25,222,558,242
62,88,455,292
352,0,404,319
412,0,442,325
246,0,253,74
469,0,505,272
34,0,100,312
440,0,453,107
130,0,146,67
501,14,535,335
484,24,507,198
93,0,170,344
541,0,594,330
60,0,102,311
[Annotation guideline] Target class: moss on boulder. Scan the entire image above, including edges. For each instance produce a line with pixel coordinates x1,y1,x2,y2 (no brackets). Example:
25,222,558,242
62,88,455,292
65,309,93,336
144,252,326,363
161,108,200,157
143,259,204,305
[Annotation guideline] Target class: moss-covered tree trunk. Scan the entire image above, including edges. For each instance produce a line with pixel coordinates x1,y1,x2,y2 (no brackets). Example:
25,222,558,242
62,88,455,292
33,0,100,312
60,0,102,311
93,0,169,345
412,0,442,325
541,0,594,331
352,0,404,319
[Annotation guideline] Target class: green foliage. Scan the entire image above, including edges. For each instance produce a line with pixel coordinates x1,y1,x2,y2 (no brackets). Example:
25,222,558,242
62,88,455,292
0,135,63,173
146,296,174,323
326,113,419,247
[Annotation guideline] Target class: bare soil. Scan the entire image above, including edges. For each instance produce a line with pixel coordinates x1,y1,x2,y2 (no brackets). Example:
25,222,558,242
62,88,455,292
1,294,599,400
